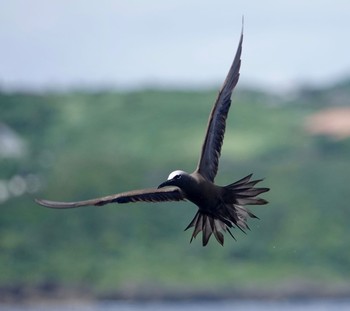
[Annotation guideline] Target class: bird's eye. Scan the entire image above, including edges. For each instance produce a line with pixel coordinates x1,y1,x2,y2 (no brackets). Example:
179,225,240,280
174,175,181,180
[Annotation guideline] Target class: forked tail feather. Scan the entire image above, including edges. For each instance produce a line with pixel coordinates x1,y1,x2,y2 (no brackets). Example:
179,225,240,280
185,174,269,246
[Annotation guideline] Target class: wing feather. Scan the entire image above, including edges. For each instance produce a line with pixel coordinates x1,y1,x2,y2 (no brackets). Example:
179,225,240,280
35,186,185,209
196,29,243,182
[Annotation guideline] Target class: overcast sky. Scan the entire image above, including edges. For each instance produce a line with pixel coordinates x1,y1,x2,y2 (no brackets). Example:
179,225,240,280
1,0,350,92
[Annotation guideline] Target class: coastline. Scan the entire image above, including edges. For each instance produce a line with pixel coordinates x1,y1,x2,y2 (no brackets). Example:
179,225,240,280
1,282,350,304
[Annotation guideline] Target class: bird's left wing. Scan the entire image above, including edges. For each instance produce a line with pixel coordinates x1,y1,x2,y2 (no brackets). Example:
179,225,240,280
35,186,186,209
196,28,243,182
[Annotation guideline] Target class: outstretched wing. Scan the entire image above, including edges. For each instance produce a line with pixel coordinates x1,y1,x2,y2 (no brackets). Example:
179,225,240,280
196,29,243,182
35,186,186,209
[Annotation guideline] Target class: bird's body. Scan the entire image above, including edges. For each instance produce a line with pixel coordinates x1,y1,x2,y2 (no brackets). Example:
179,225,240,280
36,26,269,246
157,170,267,245
161,171,217,209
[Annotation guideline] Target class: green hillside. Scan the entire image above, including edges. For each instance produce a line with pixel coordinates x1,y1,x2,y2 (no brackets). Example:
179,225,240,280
1,84,350,298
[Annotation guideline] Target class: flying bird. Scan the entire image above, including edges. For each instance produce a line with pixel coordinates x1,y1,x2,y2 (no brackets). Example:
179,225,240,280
35,28,269,246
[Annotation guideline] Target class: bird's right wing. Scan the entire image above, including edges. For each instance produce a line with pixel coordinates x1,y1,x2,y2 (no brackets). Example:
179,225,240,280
196,28,243,182
35,186,186,209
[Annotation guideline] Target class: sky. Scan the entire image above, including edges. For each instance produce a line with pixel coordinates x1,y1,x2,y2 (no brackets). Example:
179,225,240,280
1,0,350,92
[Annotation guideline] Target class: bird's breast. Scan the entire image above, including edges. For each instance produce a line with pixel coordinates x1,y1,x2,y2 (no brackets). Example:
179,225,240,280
184,178,222,211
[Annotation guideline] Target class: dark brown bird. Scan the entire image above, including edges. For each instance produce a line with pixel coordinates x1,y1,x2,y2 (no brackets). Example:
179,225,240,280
35,28,269,246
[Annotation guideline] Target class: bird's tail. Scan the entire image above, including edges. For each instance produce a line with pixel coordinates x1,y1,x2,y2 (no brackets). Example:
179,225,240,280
184,211,228,246
185,174,269,246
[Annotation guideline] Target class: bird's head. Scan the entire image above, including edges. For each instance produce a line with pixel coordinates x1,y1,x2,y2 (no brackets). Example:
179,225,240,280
157,170,191,189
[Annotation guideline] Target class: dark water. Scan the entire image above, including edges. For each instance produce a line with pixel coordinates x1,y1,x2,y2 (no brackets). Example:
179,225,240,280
2,300,350,311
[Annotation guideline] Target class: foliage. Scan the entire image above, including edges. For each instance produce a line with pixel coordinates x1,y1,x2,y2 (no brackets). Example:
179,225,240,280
1,84,350,292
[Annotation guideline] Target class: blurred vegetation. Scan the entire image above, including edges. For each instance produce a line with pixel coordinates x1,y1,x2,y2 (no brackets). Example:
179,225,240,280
1,82,350,295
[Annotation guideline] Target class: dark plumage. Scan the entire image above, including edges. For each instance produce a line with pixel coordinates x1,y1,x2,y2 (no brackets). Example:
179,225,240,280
35,26,269,246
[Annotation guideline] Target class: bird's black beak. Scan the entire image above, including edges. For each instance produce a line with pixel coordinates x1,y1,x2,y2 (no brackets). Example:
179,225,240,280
157,180,172,189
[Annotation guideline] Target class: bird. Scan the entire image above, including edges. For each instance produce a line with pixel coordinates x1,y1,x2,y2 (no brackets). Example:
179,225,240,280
35,27,269,246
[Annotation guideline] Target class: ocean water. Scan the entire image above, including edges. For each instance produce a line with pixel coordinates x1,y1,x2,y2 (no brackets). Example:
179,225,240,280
2,299,350,311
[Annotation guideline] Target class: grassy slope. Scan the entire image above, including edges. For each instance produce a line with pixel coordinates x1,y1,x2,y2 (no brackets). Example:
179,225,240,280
1,87,350,294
